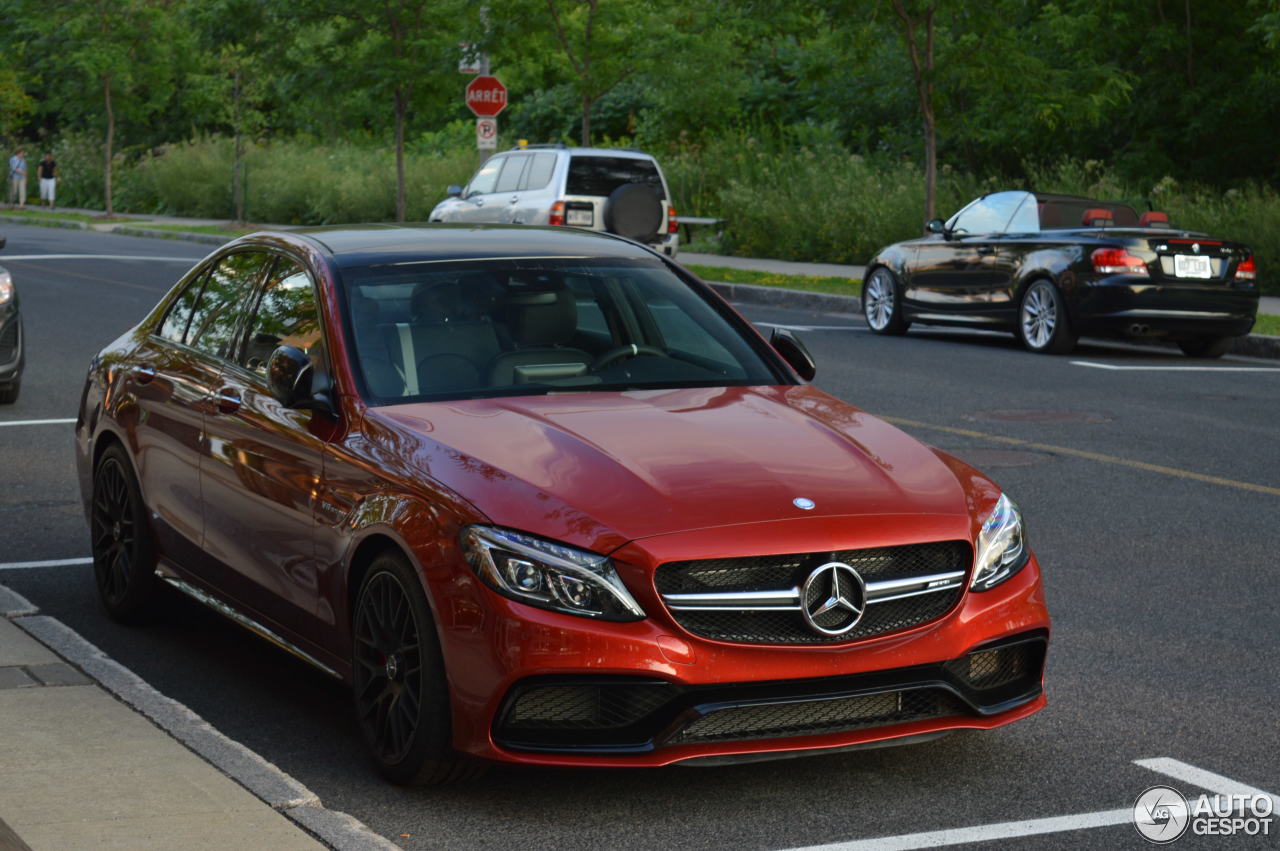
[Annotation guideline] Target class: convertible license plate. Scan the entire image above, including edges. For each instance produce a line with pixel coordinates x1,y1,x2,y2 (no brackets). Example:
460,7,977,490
1173,254,1212,278
566,208,594,227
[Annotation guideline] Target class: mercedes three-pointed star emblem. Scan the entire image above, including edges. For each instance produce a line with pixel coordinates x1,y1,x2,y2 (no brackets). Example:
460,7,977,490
800,562,867,636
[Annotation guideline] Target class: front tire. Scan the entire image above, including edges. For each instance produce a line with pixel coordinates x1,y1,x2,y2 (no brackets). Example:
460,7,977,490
0,379,19,404
862,267,909,335
1178,335,1233,359
90,444,159,623
351,552,481,785
1018,279,1077,354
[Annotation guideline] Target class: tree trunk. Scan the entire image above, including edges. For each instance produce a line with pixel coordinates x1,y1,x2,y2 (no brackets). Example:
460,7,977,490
394,88,406,222
103,74,114,217
581,93,592,146
891,1,937,225
233,68,245,223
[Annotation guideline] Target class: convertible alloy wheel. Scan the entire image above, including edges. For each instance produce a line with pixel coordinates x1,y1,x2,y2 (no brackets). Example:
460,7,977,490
352,553,479,784
1018,279,1077,355
862,268,909,335
90,445,157,622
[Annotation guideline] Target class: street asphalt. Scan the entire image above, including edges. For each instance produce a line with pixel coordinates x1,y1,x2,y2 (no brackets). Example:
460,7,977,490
1,222,1278,849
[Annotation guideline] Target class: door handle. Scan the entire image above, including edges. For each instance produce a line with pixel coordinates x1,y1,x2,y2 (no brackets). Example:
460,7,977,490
211,389,241,415
474,199,484,207
133,365,156,385
510,195,520,203
977,246,997,256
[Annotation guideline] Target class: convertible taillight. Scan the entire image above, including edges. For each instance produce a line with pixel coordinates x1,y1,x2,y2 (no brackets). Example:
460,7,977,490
1091,247,1149,276
1234,255,1256,282
549,200,566,227
667,204,679,235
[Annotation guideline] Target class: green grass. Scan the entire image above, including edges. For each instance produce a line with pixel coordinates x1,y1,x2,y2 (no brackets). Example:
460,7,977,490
1254,313,1280,337
685,264,861,297
130,222,258,236
0,207,99,222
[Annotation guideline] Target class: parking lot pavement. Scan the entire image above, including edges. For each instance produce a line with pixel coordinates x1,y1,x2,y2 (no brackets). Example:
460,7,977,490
1,224,1278,849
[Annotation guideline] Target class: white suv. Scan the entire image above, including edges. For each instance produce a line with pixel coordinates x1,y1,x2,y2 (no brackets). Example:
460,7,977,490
429,146,680,257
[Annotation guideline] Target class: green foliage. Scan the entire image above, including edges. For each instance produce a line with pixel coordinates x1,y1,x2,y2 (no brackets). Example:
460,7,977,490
121,136,475,224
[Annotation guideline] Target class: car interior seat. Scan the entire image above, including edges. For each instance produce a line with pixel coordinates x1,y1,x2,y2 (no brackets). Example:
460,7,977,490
486,286,593,386
398,279,503,394
349,295,406,397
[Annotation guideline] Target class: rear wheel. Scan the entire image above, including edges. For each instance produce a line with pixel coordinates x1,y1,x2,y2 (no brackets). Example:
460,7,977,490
1018,279,1077,354
1178,335,1233,359
0,380,19,404
862,268,909,335
90,444,158,623
351,551,482,785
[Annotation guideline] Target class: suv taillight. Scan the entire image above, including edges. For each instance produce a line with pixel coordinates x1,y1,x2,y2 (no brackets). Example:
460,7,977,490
1091,247,1149,276
667,204,679,235
1234,254,1256,282
549,200,565,227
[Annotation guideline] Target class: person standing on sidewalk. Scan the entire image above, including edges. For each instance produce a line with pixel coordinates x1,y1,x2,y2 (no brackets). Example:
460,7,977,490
37,153,57,209
7,148,27,208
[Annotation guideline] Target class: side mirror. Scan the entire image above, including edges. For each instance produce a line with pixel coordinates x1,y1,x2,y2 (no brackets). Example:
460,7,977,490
770,328,816,382
926,218,946,236
446,184,463,198
267,345,314,408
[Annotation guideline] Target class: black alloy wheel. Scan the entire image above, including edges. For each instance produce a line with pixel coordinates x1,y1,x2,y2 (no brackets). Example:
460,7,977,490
90,445,158,622
862,268,910,335
1178,335,1233,359
352,552,481,785
1018,279,1078,354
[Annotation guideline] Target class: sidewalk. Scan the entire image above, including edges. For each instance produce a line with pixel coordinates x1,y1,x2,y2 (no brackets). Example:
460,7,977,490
0,585,385,850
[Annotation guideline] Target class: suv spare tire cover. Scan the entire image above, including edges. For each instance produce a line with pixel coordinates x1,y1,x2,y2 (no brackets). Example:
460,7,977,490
603,183,663,243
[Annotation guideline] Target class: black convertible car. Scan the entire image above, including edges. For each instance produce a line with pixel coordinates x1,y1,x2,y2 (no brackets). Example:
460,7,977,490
862,191,1259,357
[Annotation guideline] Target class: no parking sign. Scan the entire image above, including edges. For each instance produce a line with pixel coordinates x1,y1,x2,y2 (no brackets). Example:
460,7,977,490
476,118,497,150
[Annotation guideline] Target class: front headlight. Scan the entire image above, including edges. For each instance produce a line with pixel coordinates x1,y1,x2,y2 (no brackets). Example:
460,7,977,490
971,493,1029,591
461,525,645,622
0,270,13,305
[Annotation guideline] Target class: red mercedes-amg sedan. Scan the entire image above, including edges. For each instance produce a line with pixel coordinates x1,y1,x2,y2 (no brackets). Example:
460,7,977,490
75,225,1049,784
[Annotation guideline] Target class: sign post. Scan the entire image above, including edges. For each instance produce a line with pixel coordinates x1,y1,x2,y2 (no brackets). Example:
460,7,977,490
465,75,508,164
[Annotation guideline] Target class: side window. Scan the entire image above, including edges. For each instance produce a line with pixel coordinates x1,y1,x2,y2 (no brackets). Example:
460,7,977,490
157,269,209,344
186,252,272,358
1006,194,1040,233
949,191,1032,236
241,262,325,378
521,153,557,191
466,157,503,197
494,154,530,193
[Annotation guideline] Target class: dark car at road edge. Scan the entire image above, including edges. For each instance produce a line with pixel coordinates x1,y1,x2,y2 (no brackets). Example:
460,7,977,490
862,191,1259,357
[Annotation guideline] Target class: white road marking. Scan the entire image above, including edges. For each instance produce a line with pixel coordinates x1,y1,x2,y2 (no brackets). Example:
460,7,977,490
1072,360,1280,372
0,417,77,427
0,557,92,571
1,254,200,262
783,758,1278,850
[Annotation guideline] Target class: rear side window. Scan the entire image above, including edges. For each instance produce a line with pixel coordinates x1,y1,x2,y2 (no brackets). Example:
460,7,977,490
157,270,208,344
566,156,665,199
186,252,272,358
521,153,557,191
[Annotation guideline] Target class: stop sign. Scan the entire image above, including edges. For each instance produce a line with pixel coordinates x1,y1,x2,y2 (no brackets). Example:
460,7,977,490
465,75,508,117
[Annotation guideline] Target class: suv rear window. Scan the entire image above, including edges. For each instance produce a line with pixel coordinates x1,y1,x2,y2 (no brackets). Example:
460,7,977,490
566,156,665,199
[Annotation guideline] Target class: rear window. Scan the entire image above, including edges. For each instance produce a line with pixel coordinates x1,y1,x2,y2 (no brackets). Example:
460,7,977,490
566,156,665,199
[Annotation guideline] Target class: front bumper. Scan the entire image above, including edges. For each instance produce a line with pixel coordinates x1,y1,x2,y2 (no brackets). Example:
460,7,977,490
431,545,1049,767
1073,275,1258,338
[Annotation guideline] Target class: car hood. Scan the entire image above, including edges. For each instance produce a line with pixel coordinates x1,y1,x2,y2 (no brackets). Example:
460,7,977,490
369,385,970,552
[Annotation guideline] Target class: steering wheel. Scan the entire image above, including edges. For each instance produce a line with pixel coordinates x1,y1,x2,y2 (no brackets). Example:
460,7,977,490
592,343,668,370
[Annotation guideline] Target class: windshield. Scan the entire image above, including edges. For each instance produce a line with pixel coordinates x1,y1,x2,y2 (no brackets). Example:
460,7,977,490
339,257,781,403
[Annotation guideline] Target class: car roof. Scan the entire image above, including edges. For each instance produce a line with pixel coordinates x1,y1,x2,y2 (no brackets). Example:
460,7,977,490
274,223,661,268
503,145,657,160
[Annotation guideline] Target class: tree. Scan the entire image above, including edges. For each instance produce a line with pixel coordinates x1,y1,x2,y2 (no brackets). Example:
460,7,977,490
890,0,937,222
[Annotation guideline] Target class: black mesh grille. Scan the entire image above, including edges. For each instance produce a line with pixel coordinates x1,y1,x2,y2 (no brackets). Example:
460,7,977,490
0,322,16,363
503,683,672,730
671,688,962,744
657,541,970,645
949,641,1038,692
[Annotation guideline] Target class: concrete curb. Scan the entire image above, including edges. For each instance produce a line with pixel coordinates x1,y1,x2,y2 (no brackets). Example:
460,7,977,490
710,280,1280,360
109,225,229,245
3,594,397,851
